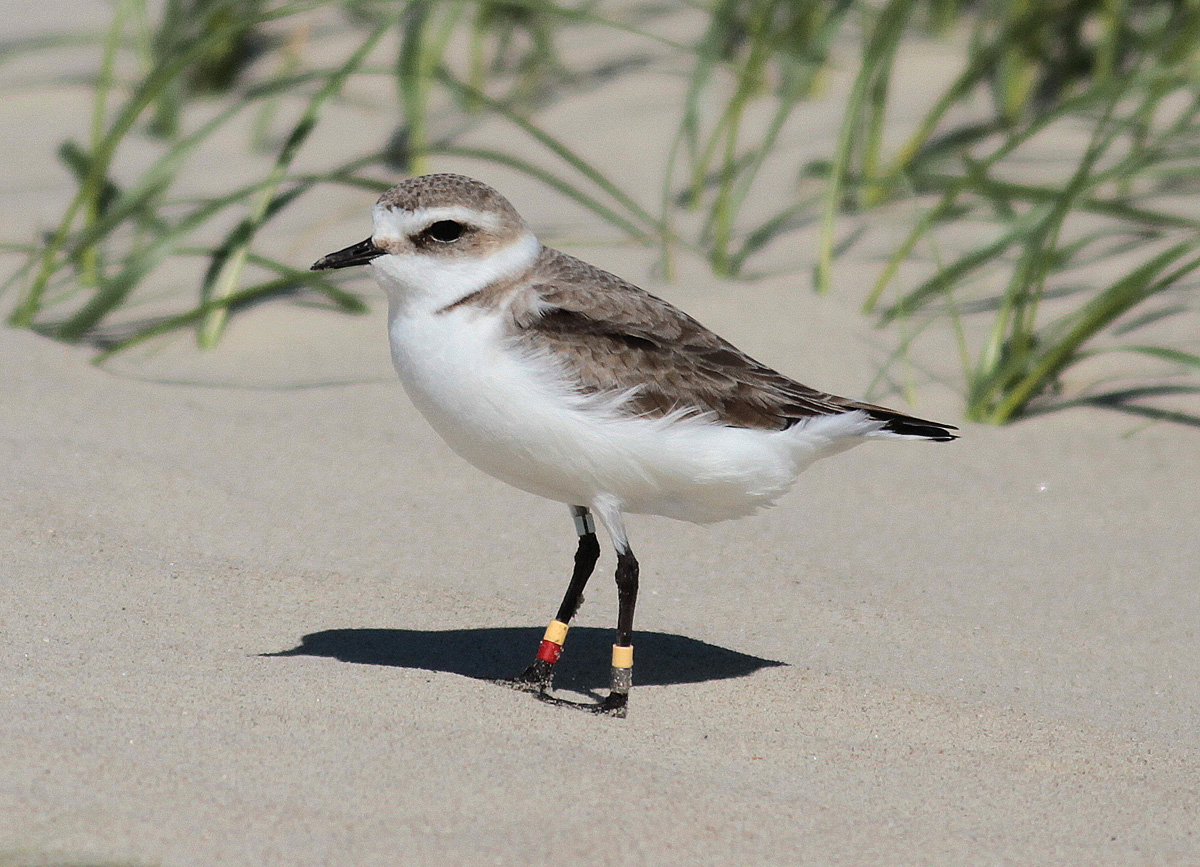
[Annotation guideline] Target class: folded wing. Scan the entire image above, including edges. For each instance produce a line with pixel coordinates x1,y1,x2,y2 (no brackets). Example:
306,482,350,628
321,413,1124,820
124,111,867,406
508,248,957,441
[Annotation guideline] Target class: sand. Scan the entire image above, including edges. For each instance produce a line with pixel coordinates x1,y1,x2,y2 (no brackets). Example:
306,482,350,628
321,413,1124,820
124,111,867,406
3,3,1199,865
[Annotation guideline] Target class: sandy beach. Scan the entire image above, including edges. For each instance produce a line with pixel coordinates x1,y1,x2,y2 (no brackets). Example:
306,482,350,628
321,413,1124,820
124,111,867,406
4,2,1200,865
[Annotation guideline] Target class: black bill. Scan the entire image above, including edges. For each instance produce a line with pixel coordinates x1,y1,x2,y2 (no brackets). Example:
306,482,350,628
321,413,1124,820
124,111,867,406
310,237,385,271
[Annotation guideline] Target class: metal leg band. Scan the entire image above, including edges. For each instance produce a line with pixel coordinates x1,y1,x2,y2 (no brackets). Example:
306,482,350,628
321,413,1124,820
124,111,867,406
609,665,633,695
571,506,596,537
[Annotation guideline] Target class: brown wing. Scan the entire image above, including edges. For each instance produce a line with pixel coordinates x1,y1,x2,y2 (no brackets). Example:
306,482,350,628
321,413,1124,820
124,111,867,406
508,248,956,439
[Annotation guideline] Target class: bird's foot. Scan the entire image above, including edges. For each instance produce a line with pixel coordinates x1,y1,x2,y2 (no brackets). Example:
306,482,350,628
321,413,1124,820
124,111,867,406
494,658,554,694
535,690,628,718
494,664,628,717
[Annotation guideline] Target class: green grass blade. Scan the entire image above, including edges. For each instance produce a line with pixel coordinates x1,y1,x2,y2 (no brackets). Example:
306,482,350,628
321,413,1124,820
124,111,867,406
434,145,651,241
54,169,325,340
815,0,917,293
986,242,1200,422
93,274,318,362
244,252,368,312
880,205,1049,323
975,96,1122,394
10,10,248,328
197,18,391,347
1118,345,1200,369
437,71,661,237
914,171,1200,231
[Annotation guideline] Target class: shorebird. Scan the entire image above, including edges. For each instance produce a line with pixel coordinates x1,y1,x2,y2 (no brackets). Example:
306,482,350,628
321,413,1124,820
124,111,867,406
312,173,956,716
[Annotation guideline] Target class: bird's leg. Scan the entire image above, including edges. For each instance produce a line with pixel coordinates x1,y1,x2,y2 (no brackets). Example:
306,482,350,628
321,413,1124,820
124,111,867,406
534,541,640,717
514,498,640,718
505,505,599,693
595,545,638,717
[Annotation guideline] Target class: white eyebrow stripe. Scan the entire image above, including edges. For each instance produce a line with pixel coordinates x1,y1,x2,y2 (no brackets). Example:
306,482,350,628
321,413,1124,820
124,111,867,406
372,203,509,236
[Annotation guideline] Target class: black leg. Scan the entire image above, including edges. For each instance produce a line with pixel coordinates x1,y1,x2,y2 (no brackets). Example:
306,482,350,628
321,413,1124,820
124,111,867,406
613,548,639,647
555,510,602,624
596,546,638,717
502,500,640,718
504,505,600,693
535,542,640,718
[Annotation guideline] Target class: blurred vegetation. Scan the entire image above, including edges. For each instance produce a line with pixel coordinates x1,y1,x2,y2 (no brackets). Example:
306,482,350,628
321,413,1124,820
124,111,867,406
833,0,1200,422
3,0,1199,423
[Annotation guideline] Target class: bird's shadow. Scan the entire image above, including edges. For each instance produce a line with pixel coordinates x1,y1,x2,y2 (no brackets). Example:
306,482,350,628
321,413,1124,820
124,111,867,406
265,626,784,692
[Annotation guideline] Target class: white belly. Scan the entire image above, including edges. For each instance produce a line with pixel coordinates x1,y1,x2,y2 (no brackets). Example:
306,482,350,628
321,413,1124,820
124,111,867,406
387,306,864,524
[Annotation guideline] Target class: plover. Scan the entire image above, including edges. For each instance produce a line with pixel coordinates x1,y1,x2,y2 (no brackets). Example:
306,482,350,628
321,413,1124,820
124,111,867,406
312,173,956,717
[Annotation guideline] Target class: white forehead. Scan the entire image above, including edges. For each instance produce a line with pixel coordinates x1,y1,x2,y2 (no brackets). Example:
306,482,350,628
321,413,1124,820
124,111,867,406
372,203,512,238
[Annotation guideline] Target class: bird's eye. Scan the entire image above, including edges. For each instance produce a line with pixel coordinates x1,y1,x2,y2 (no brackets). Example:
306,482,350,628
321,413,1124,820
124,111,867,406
425,220,465,243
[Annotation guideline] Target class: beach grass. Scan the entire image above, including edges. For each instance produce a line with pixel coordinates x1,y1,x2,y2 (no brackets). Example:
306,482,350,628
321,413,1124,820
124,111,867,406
3,0,1198,423
2,0,663,355
858,2,1200,422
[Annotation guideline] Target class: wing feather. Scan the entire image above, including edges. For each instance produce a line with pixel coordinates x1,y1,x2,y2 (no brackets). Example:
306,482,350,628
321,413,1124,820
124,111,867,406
501,248,956,439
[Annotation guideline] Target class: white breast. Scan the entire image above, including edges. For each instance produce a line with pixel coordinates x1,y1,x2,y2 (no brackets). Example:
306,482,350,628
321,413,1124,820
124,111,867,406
387,302,595,504
384,300,874,524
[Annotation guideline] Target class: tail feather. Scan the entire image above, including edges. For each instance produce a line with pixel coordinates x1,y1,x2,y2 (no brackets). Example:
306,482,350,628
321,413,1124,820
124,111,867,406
872,411,958,441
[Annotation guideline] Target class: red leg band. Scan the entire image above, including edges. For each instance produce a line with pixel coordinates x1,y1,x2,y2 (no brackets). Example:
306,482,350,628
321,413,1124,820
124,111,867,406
536,639,563,664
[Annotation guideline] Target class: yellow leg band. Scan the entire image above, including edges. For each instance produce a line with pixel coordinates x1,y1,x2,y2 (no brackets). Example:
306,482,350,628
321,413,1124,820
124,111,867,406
611,644,634,669
543,620,570,645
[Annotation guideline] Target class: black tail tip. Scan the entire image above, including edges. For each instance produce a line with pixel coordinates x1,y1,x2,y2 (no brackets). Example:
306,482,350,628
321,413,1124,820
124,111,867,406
882,417,959,441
